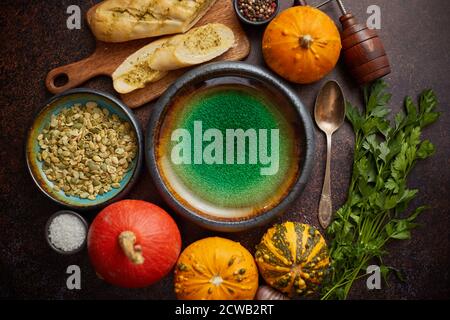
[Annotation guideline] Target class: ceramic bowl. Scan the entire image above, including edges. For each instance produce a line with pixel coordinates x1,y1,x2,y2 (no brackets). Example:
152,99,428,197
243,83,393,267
146,62,315,232
45,210,88,255
26,89,143,210
233,0,280,26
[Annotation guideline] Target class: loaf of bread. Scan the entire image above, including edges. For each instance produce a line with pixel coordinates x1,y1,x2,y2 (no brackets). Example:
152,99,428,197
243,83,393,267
112,23,235,94
87,0,217,42
149,23,235,71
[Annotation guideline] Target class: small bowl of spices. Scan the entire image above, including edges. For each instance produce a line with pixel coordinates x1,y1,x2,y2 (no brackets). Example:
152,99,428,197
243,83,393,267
45,210,88,254
26,88,143,210
234,0,279,26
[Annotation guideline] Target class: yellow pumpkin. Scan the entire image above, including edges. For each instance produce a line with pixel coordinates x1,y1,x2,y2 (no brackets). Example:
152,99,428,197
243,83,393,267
255,222,330,297
174,237,258,300
262,6,342,84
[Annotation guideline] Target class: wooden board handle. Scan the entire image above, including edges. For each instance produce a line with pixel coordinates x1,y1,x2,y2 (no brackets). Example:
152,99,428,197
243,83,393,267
46,53,107,94
45,40,150,94
45,51,110,94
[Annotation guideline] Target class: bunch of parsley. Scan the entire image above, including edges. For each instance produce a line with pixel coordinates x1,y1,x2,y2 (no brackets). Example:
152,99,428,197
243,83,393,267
321,80,440,300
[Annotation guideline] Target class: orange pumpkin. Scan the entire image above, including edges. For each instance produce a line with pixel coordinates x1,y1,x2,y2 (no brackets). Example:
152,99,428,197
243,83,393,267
262,6,342,84
174,237,258,300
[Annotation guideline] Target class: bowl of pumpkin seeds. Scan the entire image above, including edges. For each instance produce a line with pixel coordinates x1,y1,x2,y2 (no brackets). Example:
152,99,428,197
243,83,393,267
26,89,143,210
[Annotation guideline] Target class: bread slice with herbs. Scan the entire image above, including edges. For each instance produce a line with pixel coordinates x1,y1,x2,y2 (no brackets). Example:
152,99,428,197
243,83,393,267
87,0,217,43
112,23,235,94
112,38,168,94
149,23,235,71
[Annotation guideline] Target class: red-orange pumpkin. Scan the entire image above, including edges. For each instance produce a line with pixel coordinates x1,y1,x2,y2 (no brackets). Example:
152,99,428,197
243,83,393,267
88,200,181,288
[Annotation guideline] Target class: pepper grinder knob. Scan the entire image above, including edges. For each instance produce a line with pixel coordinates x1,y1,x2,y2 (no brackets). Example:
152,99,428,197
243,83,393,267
294,0,308,6
339,13,391,85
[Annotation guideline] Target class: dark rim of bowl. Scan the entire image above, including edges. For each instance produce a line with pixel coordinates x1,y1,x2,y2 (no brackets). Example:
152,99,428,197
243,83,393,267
233,0,280,26
25,88,144,211
45,210,89,255
146,61,315,232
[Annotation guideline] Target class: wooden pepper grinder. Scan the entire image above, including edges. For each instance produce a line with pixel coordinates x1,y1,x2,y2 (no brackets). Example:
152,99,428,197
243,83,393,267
294,0,391,85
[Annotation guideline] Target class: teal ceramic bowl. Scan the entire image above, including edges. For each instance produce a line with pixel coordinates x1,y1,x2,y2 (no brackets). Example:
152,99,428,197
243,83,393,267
26,89,143,210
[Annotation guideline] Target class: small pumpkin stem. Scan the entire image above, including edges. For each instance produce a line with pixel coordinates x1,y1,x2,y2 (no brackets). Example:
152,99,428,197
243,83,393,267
210,275,223,286
300,35,313,49
119,231,144,265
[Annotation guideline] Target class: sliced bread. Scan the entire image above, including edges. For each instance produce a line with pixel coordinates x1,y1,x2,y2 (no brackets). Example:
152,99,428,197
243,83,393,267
149,23,235,71
112,38,168,94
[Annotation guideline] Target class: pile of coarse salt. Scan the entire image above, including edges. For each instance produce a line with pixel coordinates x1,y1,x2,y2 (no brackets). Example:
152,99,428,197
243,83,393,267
48,214,86,252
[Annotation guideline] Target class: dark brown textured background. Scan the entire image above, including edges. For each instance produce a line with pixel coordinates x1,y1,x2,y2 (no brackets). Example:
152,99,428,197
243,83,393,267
1,0,449,299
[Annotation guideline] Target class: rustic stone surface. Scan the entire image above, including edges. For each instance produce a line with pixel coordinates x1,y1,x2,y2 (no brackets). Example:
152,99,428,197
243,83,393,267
0,0,449,299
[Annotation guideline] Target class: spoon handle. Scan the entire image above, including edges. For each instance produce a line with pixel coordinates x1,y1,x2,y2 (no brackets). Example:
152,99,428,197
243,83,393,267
319,133,333,228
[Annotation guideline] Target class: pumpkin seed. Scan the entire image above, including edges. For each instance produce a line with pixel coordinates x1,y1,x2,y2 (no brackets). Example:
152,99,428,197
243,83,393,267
177,263,188,272
115,148,125,155
80,192,89,199
88,162,100,171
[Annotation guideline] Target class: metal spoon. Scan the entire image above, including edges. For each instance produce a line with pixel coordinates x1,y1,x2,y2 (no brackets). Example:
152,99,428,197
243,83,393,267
314,80,346,229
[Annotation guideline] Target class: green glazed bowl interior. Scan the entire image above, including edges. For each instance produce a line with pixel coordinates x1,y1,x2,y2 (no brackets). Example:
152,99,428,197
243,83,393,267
26,89,143,210
146,62,315,232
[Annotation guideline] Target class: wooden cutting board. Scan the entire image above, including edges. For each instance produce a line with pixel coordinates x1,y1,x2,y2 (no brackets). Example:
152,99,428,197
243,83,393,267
45,0,250,109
